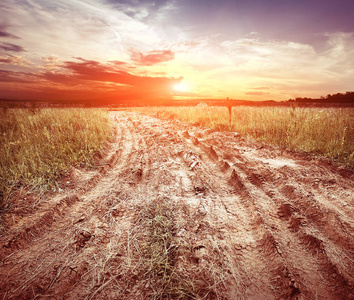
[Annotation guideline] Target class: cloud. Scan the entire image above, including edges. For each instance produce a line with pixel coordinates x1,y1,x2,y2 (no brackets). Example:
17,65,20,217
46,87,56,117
0,57,180,102
130,50,174,66
109,60,129,66
0,55,32,66
0,69,34,83
0,42,26,52
0,27,19,39
41,55,61,69
57,58,178,89
323,32,354,70
104,0,174,20
3,0,169,61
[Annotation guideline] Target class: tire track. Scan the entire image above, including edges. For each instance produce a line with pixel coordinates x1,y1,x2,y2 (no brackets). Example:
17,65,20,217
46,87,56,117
0,113,143,299
159,129,298,298
195,129,354,299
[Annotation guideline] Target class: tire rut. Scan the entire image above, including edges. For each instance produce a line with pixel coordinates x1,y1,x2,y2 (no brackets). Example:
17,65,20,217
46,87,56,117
196,129,353,299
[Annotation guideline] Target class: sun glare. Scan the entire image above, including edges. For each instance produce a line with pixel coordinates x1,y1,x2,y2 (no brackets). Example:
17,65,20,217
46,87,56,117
173,82,189,92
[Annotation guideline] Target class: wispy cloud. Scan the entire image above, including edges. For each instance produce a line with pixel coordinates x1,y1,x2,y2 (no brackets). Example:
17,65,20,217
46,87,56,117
131,50,174,66
0,42,25,52
0,26,19,39
1,0,170,61
0,69,34,83
0,55,32,66
41,56,61,70
104,0,174,20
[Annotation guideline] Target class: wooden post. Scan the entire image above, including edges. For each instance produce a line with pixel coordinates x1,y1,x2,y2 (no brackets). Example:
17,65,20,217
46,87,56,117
226,97,232,127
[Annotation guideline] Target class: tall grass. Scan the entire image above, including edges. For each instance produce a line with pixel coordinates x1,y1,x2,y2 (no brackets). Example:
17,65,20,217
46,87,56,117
138,106,354,166
0,108,111,205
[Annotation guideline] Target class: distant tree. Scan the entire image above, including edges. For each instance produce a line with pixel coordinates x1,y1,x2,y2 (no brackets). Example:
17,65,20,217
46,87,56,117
292,92,354,103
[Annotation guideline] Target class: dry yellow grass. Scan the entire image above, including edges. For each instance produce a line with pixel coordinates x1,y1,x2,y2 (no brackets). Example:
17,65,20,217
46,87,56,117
0,108,111,206
137,106,354,167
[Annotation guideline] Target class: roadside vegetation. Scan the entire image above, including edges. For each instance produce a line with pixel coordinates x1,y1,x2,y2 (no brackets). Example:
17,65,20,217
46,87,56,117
138,106,354,167
0,108,111,206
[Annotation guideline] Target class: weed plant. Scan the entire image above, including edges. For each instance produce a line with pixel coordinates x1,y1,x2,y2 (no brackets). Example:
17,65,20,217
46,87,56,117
139,106,354,166
0,108,111,205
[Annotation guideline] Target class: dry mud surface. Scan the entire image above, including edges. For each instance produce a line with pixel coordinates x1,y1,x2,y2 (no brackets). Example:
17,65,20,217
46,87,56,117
0,111,353,299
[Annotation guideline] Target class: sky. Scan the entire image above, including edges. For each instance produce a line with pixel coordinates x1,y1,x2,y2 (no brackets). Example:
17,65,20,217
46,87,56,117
0,0,354,103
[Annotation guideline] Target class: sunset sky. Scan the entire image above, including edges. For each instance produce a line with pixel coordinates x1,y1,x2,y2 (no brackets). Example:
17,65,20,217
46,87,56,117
1,0,353,103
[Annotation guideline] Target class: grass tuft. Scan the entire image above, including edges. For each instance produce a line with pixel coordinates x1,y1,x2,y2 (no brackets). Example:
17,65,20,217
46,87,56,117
0,108,111,206
141,198,196,299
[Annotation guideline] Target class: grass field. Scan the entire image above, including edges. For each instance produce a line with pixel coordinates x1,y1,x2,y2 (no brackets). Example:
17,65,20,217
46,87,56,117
0,108,111,206
2,105,353,207
137,106,354,167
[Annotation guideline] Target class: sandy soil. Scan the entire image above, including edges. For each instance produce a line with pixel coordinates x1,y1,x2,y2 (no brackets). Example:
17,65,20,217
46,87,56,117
0,111,353,299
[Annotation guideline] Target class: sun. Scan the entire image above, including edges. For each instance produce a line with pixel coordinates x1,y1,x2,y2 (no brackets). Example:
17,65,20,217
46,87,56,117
173,82,189,92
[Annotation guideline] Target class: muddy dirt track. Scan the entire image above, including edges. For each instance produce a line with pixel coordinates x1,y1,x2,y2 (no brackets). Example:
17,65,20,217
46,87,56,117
0,111,353,299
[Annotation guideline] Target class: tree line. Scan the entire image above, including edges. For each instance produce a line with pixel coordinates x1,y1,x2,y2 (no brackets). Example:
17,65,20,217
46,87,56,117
288,92,354,103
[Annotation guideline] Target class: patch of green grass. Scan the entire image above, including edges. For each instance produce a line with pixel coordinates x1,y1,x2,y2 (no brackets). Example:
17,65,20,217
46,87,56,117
138,106,354,167
0,108,111,205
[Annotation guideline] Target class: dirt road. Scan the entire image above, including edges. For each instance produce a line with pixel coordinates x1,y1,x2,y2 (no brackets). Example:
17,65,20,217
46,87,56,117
0,111,353,299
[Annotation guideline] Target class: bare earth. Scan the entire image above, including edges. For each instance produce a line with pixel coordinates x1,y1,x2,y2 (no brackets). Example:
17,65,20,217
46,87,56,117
0,111,353,299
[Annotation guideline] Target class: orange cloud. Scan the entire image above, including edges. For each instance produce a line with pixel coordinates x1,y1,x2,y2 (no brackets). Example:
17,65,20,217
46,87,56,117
0,70,34,83
0,55,32,66
0,58,180,104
